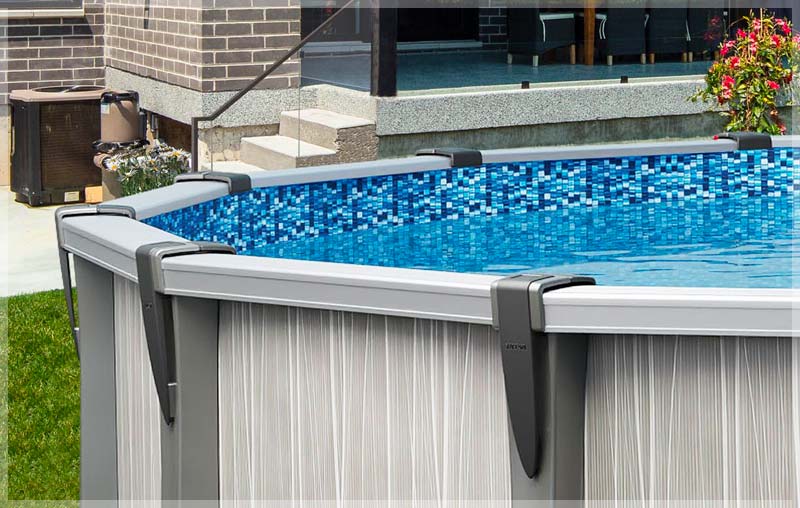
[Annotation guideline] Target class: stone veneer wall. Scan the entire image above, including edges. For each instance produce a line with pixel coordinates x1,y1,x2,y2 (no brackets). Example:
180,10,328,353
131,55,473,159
478,6,506,50
104,0,300,93
1,1,105,185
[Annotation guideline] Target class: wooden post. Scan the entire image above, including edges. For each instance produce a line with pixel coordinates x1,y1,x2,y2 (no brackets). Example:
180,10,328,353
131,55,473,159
583,0,595,65
370,0,397,97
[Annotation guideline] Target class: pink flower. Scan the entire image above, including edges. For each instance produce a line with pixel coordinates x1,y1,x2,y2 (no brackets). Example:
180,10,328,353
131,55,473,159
767,80,780,90
794,34,800,45
752,18,762,31
729,56,741,68
771,34,781,46
737,28,747,39
720,75,735,100
720,40,735,56
722,75,735,88
776,18,791,35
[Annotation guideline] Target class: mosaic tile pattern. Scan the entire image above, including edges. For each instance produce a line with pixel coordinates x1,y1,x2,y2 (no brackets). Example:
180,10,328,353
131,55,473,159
145,148,797,254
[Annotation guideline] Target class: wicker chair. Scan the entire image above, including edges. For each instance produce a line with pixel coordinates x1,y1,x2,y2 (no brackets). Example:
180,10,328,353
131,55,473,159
507,8,577,67
593,8,648,66
646,7,689,63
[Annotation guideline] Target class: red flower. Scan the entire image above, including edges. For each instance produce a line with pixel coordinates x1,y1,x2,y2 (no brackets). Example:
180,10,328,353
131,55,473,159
776,19,791,35
786,71,793,84
767,80,780,90
729,56,740,68
771,34,781,47
737,28,747,39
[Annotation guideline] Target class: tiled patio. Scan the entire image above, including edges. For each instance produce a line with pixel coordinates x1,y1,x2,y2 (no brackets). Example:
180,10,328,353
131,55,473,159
301,50,715,93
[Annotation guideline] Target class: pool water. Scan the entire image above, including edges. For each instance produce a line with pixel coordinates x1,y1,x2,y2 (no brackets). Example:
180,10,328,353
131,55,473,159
254,194,798,288
146,148,798,289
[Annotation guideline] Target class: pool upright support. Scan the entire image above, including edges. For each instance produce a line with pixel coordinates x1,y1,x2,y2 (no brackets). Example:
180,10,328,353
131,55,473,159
135,242,236,504
56,204,136,360
492,274,595,501
75,257,119,506
135,241,235,424
160,296,222,505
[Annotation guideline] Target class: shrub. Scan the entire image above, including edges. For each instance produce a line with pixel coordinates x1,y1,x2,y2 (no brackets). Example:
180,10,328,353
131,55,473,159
105,142,191,197
691,12,799,134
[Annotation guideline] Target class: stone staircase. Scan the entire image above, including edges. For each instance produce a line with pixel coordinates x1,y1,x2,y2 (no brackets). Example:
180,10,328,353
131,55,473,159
205,108,377,173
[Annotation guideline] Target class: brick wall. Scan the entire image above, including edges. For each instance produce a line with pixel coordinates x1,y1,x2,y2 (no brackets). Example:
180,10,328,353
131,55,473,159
200,1,300,93
478,7,506,50
2,2,105,104
104,0,300,94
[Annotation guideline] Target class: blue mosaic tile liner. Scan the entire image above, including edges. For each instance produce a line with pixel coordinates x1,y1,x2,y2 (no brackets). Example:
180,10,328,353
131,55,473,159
144,148,797,255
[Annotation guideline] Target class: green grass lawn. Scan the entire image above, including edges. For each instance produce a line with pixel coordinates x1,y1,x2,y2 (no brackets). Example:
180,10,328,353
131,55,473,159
5,290,80,501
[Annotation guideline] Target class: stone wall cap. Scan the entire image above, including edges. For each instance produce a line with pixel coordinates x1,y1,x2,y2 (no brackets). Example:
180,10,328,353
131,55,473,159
4,8,85,19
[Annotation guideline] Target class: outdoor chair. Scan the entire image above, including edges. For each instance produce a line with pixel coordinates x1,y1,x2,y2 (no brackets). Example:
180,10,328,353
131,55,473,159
507,8,577,67
646,7,690,63
687,7,727,60
591,8,648,66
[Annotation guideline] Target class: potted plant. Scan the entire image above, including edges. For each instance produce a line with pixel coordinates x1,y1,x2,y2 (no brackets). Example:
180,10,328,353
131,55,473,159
101,141,191,198
691,12,799,134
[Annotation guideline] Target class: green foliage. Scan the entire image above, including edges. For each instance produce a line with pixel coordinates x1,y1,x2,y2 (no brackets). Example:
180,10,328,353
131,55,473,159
691,12,800,134
105,141,191,197
7,291,80,501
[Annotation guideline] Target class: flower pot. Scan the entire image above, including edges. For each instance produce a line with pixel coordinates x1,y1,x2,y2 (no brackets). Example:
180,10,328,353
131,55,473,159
101,168,123,201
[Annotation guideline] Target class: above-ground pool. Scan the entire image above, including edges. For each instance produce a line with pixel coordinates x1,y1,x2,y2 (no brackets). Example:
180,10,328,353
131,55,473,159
58,136,799,504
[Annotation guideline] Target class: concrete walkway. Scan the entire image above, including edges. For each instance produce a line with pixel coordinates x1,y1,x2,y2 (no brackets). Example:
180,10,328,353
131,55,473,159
1,186,62,296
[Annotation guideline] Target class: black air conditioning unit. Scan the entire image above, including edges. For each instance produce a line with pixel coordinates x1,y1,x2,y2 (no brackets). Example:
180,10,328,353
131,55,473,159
11,85,104,206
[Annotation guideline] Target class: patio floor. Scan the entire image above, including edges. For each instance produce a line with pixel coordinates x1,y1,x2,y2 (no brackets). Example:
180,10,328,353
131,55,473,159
1,187,62,296
301,50,714,93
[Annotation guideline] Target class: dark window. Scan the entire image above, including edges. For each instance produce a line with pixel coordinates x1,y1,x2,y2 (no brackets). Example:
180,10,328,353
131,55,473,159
0,0,82,8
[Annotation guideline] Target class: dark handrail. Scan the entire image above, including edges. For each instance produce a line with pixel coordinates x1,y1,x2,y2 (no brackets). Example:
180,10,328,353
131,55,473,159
191,0,358,171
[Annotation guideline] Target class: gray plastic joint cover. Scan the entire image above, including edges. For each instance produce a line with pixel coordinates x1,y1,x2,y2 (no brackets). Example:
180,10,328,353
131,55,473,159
55,204,137,361
415,147,483,168
135,241,236,425
490,274,595,479
174,171,252,195
716,132,772,150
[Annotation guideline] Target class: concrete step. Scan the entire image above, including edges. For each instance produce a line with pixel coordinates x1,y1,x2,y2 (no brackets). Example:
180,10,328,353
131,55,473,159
199,160,265,174
279,108,374,152
240,135,338,170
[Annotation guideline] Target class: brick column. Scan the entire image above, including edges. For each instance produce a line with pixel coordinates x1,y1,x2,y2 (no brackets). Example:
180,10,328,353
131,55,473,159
104,0,300,93
479,7,507,50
